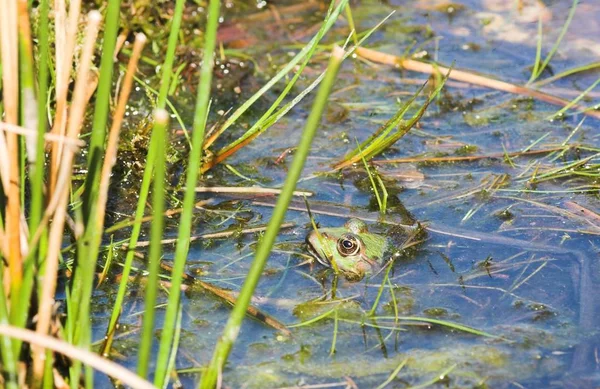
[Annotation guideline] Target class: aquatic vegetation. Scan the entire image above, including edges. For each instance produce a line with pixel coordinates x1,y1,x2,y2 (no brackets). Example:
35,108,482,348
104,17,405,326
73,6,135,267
1,0,599,388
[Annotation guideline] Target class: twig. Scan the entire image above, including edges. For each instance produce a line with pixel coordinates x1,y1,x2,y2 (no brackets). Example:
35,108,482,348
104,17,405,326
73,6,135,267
0,325,156,389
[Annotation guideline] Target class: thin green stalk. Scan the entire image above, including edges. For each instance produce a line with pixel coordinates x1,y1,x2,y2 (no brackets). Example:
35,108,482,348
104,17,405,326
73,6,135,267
209,0,346,160
30,0,49,245
528,0,578,83
83,0,122,222
368,261,393,316
153,0,220,387
344,3,358,45
357,139,383,214
532,61,600,87
548,76,600,119
156,0,185,109
374,316,503,339
329,308,339,356
199,45,345,389
103,0,186,354
163,305,183,389
387,276,399,324
375,358,407,389
203,0,347,149
528,15,543,84
71,208,91,389
0,266,18,389
42,349,53,389
137,109,169,378
409,364,457,389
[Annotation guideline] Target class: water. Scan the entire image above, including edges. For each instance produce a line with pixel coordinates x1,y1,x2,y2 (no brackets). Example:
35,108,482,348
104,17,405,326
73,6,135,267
99,0,600,387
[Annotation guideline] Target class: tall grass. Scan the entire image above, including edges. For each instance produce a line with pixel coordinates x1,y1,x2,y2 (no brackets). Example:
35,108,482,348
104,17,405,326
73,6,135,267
0,0,154,387
0,0,381,387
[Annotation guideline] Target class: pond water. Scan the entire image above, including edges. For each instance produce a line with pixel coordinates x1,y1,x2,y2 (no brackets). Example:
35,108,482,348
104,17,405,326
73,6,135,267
96,0,600,387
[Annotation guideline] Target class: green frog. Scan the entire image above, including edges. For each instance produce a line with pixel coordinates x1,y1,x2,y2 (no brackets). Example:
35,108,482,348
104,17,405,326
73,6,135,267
306,218,391,281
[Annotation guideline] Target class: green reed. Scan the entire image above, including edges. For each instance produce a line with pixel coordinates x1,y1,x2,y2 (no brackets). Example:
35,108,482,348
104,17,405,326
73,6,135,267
137,110,169,378
152,0,220,386
199,44,346,389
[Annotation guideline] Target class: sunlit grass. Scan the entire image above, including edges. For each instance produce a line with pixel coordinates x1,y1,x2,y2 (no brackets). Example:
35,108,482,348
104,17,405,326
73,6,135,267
333,72,449,170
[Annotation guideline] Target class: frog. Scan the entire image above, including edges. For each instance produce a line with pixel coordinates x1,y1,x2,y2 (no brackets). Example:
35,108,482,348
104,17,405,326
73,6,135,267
305,218,391,282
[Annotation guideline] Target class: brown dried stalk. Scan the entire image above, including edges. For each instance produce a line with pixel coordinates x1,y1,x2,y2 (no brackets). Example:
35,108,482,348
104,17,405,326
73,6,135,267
48,0,81,192
1,0,23,289
0,325,155,389
0,122,85,150
95,34,147,235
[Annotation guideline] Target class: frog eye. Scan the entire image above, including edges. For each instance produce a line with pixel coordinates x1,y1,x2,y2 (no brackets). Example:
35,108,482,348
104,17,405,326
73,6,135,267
337,234,361,256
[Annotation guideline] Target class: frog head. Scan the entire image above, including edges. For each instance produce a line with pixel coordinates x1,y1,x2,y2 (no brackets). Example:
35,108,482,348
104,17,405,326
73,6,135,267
306,218,389,281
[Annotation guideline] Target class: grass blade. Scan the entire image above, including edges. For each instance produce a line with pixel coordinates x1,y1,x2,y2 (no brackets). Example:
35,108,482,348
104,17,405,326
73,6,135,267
203,0,348,150
137,109,169,378
375,358,408,389
529,0,579,83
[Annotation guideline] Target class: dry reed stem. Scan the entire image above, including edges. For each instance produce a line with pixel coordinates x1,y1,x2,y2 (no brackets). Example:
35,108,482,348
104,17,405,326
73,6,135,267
0,122,85,150
356,47,600,120
0,325,156,389
113,29,129,59
0,0,14,189
1,0,23,289
48,0,66,191
31,11,101,384
564,201,600,225
49,0,81,192
95,34,147,234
